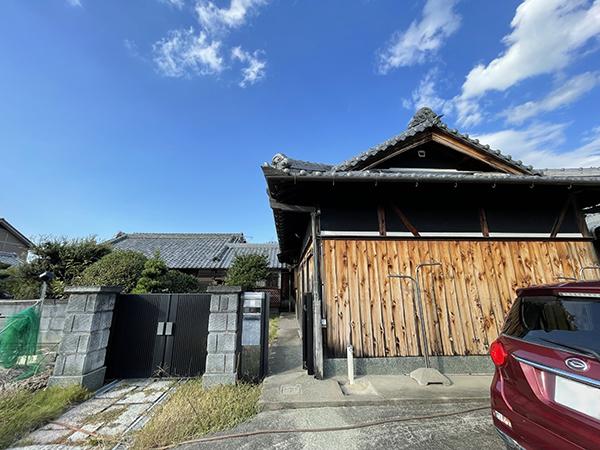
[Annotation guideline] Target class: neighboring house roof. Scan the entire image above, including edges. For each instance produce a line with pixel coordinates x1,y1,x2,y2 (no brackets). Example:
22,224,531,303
220,243,285,269
107,233,246,270
107,233,284,270
0,218,33,248
0,251,20,266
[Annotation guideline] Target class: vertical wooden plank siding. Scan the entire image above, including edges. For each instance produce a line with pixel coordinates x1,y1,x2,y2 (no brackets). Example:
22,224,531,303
320,239,599,357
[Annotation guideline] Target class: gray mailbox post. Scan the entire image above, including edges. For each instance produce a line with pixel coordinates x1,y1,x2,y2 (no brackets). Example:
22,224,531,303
240,292,269,381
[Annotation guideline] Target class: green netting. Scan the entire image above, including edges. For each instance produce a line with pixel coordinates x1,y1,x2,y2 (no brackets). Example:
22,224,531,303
0,305,41,379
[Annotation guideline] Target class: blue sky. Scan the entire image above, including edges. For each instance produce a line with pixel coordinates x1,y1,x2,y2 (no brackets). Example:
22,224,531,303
2,0,600,244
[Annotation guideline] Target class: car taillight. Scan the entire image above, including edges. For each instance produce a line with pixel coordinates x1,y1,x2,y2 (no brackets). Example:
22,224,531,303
490,340,508,367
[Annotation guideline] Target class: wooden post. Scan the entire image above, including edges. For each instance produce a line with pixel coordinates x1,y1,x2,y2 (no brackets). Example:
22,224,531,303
311,211,324,379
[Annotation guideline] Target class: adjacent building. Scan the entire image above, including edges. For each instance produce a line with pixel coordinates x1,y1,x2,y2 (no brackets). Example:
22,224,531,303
107,232,288,308
263,107,600,377
0,218,33,266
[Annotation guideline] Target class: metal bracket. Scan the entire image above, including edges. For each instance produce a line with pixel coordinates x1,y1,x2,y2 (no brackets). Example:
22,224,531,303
156,322,165,336
165,322,174,336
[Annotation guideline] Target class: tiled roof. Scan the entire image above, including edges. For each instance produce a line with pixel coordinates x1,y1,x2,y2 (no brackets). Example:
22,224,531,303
0,251,21,266
333,108,537,174
108,233,246,269
263,108,600,186
220,243,284,269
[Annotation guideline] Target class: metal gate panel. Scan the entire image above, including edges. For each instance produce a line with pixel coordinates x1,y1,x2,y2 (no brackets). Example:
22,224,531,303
105,293,211,379
106,294,169,379
168,294,211,376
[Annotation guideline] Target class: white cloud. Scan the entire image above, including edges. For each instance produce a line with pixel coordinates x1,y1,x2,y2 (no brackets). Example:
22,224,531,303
231,46,266,87
153,28,224,78
476,123,600,169
456,0,600,126
160,0,185,8
378,0,461,73
502,72,600,124
196,0,268,34
66,0,82,6
402,69,452,114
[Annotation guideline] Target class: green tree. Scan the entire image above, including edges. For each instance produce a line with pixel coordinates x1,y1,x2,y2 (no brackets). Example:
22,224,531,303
80,250,147,293
163,270,202,293
0,237,111,299
224,254,269,290
133,253,169,293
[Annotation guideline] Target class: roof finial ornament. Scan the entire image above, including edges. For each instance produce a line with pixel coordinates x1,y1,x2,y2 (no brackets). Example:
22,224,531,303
272,153,290,169
408,107,442,128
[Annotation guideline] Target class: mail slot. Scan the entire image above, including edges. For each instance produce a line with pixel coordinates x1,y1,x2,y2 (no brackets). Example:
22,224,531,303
240,292,269,381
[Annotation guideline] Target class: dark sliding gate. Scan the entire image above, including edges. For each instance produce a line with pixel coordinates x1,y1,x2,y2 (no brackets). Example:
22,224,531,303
301,293,314,375
105,293,211,379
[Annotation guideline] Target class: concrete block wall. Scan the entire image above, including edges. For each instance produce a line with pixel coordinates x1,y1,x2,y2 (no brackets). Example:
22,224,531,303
49,286,121,391
203,286,242,388
0,299,68,347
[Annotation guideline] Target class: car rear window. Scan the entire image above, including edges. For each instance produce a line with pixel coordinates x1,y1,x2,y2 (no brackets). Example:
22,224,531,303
502,295,600,354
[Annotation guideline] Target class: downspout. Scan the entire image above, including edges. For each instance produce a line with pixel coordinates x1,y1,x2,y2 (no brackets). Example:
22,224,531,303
310,210,324,379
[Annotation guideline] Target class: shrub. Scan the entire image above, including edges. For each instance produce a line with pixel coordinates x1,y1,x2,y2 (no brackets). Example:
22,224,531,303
0,237,111,299
164,270,202,293
80,250,147,293
225,254,269,290
133,253,168,293
133,253,202,294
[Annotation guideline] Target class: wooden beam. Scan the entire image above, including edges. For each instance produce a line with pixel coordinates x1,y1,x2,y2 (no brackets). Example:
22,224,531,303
571,195,592,238
479,208,489,237
269,198,316,213
431,132,526,175
377,205,387,236
390,205,420,237
550,197,573,238
363,134,432,170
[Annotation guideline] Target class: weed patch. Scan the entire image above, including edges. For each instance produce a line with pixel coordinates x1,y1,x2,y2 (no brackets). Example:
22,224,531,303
0,385,88,448
133,380,260,449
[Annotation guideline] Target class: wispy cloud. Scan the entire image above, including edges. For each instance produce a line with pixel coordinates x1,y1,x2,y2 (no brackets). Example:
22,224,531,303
476,123,600,169
402,68,452,114
159,0,185,8
196,0,268,34
151,0,268,85
378,0,461,73
66,0,82,6
456,0,600,126
502,72,600,124
153,28,224,78
231,47,266,87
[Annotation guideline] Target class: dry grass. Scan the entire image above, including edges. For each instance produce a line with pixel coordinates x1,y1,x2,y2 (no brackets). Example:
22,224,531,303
132,380,260,449
0,385,88,448
269,316,280,343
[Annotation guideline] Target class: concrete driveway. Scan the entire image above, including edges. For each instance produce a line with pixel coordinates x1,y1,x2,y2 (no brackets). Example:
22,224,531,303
179,400,502,450
181,313,503,450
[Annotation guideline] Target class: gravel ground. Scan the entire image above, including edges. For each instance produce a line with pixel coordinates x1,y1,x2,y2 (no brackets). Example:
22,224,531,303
179,401,503,450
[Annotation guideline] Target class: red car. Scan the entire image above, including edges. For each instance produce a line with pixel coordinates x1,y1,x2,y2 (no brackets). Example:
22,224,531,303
490,281,600,449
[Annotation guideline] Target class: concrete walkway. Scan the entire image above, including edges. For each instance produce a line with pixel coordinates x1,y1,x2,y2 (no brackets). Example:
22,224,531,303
260,313,492,411
14,379,176,449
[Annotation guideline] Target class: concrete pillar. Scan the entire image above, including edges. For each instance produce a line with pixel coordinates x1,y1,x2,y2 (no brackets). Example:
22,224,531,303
203,286,242,389
48,286,121,391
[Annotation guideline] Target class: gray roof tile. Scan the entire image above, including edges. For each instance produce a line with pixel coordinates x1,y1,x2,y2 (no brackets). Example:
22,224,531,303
108,233,245,269
0,251,21,266
220,243,284,269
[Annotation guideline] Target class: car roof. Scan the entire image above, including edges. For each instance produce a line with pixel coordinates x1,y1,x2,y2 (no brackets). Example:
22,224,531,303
517,280,600,297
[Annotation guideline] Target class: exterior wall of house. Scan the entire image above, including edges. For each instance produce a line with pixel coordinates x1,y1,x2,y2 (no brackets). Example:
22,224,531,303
321,238,599,358
0,225,29,260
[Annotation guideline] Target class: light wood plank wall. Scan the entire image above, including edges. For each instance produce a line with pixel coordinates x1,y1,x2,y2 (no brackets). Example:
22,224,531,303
321,239,600,358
